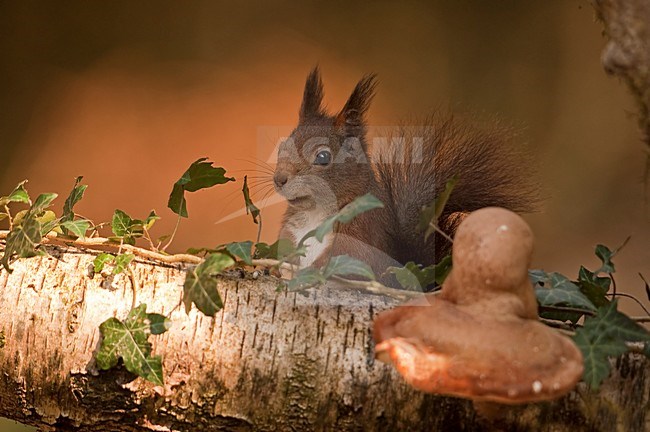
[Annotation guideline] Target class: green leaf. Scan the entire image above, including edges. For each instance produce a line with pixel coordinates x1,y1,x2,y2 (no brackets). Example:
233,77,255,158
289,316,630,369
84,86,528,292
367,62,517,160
595,244,615,274
93,253,115,273
572,328,626,390
0,180,30,206
242,176,260,224
111,209,144,245
577,266,610,308
254,239,298,260
113,253,135,275
27,193,57,219
0,192,60,272
299,193,384,246
144,210,160,230
532,270,597,312
594,237,628,274
96,304,164,385
61,176,87,233
60,220,90,239
387,262,432,292
167,158,235,217
418,176,458,241
286,267,325,291
37,210,60,236
0,217,41,272
573,300,650,389
168,184,187,218
433,254,453,285
183,253,235,316
322,255,375,280
386,256,452,291
112,209,137,237
147,313,172,335
226,241,253,265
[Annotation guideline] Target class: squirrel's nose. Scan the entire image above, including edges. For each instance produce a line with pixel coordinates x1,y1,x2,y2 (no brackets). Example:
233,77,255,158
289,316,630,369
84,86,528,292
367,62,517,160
274,172,289,188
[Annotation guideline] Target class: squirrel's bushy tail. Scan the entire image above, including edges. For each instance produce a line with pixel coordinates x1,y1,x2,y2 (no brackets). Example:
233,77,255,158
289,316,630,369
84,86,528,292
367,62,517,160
374,112,538,266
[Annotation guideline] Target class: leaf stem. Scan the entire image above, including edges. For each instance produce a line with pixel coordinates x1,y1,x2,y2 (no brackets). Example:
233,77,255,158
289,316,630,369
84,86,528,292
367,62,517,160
256,214,263,245
606,292,650,316
3,205,12,230
161,214,182,252
0,230,202,265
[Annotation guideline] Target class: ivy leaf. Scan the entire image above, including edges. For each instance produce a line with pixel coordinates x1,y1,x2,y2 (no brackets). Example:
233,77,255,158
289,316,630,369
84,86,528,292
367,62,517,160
433,254,453,285
0,193,57,272
61,176,87,236
386,256,453,291
286,267,325,291
418,176,458,241
183,253,235,316
96,304,164,385
93,253,115,273
60,220,90,239
573,300,650,389
242,176,260,224
254,239,298,260
595,245,615,274
168,158,235,218
576,266,610,308
0,217,41,272
147,313,172,335
386,262,433,292
113,253,135,275
594,237,628,274
38,210,61,236
27,193,57,219
322,255,375,280
572,328,626,390
299,193,384,246
144,210,160,230
111,209,144,245
226,241,253,265
0,180,30,206
532,270,597,312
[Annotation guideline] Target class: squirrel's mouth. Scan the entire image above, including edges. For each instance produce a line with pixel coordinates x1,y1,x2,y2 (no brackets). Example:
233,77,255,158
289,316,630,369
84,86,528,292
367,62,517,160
287,195,311,206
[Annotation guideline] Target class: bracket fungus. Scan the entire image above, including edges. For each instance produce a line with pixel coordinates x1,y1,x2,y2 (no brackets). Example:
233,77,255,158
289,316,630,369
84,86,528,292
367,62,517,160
373,207,584,406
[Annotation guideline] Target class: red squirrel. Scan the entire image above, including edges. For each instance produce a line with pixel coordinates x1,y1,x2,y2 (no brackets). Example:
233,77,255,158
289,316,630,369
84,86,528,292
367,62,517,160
273,67,536,282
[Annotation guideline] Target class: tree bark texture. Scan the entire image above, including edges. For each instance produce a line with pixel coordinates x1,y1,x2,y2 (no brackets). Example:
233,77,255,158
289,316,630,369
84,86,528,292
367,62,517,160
0,243,648,431
594,0,650,151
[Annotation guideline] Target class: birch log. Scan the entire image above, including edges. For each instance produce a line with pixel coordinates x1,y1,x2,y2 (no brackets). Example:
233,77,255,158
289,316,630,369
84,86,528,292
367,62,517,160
593,0,650,151
0,243,648,431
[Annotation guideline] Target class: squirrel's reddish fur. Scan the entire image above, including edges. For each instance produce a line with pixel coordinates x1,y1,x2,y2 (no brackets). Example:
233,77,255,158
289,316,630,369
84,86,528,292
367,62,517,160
273,67,536,286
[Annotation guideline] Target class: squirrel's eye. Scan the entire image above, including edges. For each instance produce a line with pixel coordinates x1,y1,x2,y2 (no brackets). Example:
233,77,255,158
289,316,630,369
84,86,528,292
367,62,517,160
314,150,332,166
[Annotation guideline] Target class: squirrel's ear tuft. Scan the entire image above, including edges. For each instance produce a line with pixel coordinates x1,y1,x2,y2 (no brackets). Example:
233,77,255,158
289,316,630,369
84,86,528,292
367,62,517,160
336,74,377,128
299,67,325,120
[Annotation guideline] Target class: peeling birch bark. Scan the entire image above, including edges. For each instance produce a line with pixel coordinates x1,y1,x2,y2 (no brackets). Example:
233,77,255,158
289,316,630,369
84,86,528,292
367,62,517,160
0,243,648,431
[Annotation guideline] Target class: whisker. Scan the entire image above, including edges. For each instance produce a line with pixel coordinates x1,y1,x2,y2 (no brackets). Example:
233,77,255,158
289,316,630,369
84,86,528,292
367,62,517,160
235,158,276,174
248,180,273,188
231,169,274,175
252,185,275,199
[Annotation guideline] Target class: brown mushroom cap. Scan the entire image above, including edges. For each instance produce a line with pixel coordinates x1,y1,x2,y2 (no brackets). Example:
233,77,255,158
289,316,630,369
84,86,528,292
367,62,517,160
373,207,584,404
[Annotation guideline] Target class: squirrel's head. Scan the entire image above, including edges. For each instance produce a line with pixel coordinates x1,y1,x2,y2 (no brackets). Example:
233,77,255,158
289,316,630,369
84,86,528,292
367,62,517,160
274,67,377,211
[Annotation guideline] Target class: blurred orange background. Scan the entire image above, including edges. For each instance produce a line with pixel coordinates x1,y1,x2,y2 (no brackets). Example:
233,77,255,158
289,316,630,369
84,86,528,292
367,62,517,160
0,1,648,429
